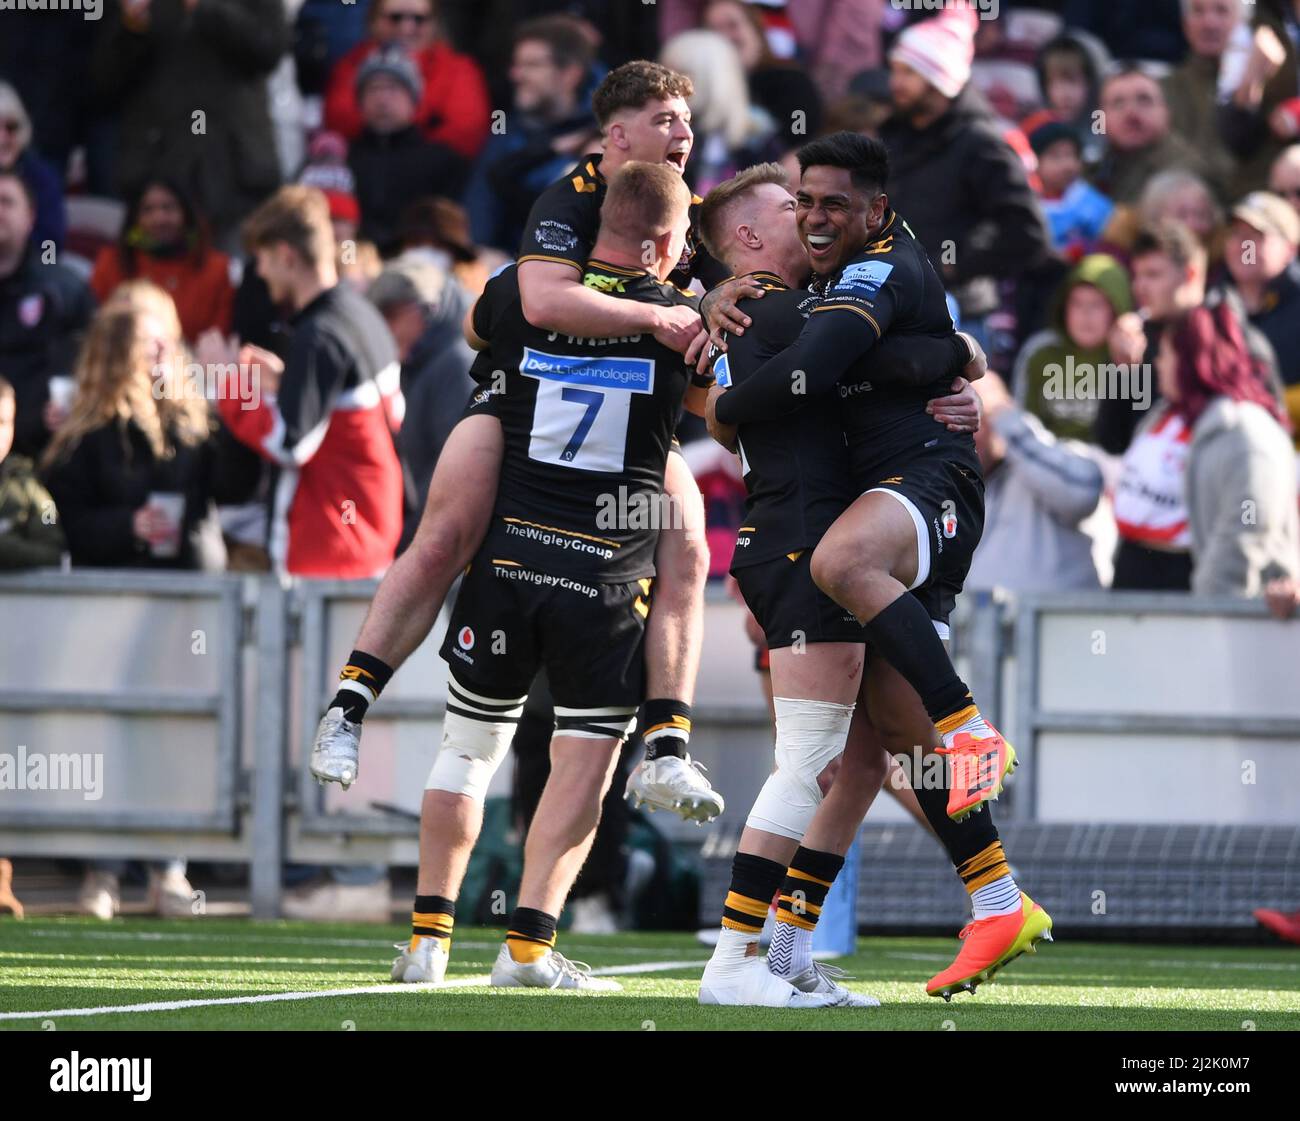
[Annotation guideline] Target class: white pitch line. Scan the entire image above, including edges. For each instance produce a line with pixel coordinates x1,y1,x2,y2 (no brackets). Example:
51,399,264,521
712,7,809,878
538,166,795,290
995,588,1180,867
17,928,683,957
18,929,1300,973
0,960,708,1022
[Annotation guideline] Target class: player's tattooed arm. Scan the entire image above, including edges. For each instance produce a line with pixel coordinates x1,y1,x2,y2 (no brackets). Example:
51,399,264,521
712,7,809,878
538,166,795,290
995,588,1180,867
699,276,764,347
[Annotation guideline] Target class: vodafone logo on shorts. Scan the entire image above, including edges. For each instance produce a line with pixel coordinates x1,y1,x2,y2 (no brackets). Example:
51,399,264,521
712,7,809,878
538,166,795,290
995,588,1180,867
457,627,475,650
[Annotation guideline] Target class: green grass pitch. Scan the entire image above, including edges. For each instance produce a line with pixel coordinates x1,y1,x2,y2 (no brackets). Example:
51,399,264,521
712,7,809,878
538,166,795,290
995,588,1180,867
2,917,1298,1031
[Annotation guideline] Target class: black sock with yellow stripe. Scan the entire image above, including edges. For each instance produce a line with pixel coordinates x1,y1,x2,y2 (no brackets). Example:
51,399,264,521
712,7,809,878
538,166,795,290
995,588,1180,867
774,847,842,934
768,847,843,977
720,852,785,934
641,698,691,761
330,649,395,723
411,894,454,951
506,906,557,963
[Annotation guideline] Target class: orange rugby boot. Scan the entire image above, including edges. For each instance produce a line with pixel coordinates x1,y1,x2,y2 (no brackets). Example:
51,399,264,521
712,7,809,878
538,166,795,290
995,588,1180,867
926,893,1053,1001
937,725,1017,821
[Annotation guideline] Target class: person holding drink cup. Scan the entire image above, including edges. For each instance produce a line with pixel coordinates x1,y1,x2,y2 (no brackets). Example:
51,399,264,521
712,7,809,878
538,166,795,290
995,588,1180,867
41,280,230,571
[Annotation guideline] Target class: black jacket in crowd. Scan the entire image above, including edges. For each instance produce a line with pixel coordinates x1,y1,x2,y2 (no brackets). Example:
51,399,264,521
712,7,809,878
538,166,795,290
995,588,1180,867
0,248,95,461
879,85,1053,320
42,417,253,571
348,126,469,255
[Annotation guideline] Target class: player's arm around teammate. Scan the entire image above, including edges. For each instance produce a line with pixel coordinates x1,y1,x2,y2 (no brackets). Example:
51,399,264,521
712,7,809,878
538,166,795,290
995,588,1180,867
694,160,1016,1006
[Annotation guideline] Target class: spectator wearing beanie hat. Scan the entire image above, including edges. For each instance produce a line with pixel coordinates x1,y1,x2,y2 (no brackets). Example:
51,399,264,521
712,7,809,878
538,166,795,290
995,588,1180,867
1025,111,1114,260
298,131,363,243
347,47,469,256
323,0,490,160
367,253,476,550
890,4,976,100
880,4,1052,331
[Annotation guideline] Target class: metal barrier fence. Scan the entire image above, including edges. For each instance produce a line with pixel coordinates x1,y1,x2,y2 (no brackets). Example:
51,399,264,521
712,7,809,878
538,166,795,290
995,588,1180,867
0,570,244,834
2,571,1296,921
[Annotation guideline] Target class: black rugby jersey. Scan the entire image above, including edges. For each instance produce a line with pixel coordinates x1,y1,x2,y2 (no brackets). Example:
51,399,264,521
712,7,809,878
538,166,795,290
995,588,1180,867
814,210,979,477
518,153,728,290
715,274,850,569
716,272,973,569
712,209,979,481
468,262,697,581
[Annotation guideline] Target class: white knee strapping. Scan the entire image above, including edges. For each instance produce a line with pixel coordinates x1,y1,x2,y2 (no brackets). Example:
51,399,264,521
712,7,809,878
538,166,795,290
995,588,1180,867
426,678,527,802
746,697,855,840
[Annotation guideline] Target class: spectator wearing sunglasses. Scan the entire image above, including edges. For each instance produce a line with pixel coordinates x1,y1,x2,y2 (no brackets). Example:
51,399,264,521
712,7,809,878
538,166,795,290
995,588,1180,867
324,0,491,160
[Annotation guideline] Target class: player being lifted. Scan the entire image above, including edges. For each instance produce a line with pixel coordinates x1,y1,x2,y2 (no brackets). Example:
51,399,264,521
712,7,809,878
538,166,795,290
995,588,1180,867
390,163,707,989
310,62,741,833
708,137,1053,1001
693,163,986,1006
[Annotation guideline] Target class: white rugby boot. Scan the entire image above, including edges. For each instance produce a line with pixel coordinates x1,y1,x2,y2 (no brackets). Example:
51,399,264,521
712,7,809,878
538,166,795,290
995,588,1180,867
699,954,842,1007
391,936,449,984
489,944,622,991
78,870,120,921
310,706,361,789
625,753,724,823
781,960,881,1008
147,866,196,918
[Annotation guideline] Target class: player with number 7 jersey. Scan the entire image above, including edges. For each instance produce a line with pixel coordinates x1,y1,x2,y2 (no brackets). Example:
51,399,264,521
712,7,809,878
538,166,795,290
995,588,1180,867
460,258,702,585
415,165,714,993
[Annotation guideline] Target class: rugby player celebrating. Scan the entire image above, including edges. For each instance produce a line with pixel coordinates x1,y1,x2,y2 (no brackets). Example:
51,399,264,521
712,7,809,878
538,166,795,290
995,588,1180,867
694,162,985,1006
391,163,712,988
709,135,1053,1001
310,62,739,850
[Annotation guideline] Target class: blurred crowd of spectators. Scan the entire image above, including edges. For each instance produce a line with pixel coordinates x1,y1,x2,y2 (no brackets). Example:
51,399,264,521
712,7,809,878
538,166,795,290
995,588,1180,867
0,0,1298,620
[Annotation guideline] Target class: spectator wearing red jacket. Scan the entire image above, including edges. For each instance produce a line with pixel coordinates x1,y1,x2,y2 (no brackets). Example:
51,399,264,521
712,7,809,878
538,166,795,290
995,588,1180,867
212,186,404,579
323,0,491,161
90,177,234,345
